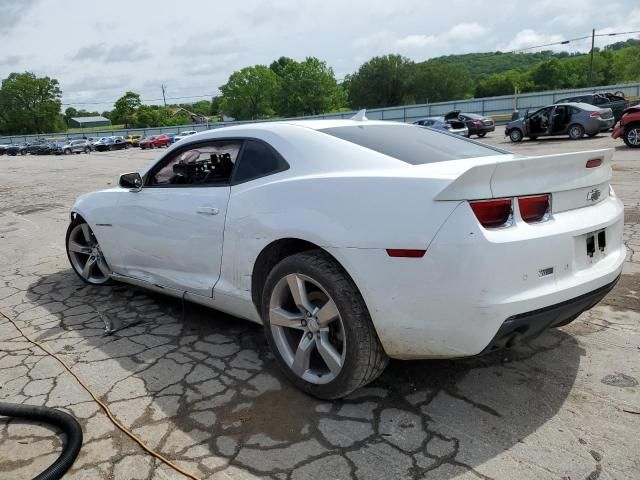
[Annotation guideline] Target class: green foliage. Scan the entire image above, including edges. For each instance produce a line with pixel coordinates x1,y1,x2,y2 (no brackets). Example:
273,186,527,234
111,91,141,126
210,96,222,116
270,56,296,77
219,66,279,120
611,46,640,82
348,54,415,108
411,62,472,103
0,72,64,134
276,57,344,116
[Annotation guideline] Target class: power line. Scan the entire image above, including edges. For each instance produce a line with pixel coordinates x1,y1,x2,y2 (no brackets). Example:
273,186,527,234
61,92,220,107
511,29,640,53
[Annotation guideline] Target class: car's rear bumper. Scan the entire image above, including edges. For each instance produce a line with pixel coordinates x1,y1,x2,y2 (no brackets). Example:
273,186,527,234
481,275,619,353
598,118,615,131
469,125,495,135
330,195,625,359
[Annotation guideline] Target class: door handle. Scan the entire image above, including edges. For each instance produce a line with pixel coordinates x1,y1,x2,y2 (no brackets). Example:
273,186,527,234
196,206,219,215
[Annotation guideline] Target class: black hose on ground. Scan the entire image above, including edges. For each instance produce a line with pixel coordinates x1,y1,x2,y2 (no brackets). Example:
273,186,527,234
0,402,83,480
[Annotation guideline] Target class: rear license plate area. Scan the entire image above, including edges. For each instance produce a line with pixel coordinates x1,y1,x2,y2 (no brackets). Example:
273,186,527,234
585,229,606,259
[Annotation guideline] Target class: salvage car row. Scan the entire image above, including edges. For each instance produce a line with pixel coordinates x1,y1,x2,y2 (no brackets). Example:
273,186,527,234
0,130,199,156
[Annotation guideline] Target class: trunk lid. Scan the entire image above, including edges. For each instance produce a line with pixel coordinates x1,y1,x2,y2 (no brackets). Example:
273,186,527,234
435,148,613,212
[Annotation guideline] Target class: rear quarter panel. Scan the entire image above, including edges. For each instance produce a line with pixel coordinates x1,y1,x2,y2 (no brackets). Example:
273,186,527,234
218,173,461,300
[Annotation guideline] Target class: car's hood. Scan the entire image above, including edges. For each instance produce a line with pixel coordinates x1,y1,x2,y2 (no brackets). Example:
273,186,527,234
507,118,524,128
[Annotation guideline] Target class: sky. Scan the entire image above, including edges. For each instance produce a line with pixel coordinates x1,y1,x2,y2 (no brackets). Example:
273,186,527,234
1,0,639,112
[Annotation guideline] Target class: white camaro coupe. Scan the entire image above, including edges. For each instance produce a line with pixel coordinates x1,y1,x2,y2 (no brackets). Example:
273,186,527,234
67,118,625,399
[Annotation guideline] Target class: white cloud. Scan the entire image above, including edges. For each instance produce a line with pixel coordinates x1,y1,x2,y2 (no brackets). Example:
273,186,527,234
498,29,566,52
0,0,637,111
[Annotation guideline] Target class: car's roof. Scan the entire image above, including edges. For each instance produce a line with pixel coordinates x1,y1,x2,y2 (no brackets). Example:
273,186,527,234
553,102,600,110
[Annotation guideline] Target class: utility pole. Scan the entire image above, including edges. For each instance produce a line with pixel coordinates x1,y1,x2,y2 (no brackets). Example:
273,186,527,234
161,84,167,107
588,28,595,86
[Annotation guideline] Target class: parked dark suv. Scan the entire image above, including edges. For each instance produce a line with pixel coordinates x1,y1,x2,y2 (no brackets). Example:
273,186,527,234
556,92,639,122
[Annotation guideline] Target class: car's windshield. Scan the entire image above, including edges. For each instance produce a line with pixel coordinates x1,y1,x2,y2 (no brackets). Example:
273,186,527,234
320,124,507,165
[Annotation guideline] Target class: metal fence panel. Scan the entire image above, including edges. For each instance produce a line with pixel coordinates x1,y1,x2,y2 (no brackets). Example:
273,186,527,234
2,82,639,144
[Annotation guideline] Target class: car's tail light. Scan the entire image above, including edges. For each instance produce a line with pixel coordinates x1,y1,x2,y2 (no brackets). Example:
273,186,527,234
469,199,512,228
586,158,602,168
518,195,550,223
590,111,601,118
386,249,426,258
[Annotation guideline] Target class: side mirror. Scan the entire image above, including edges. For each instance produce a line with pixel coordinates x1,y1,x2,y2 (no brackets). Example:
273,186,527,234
119,172,143,192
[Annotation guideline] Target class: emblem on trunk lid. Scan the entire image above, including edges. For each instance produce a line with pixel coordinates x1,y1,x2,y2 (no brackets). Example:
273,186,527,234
587,188,601,202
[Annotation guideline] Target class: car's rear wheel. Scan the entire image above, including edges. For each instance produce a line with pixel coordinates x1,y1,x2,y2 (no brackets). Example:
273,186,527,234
509,129,523,142
477,132,487,138
107,145,113,151
66,217,112,285
568,124,585,140
623,124,640,148
124,143,130,149
261,250,388,399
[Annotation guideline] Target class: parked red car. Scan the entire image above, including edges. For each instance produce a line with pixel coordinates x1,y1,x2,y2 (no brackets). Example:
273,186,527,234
612,106,640,148
139,134,171,149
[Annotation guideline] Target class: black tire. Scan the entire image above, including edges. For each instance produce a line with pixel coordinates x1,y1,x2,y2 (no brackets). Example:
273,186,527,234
20,150,26,155
261,250,388,399
568,124,585,140
509,128,523,142
124,143,130,149
64,148,72,155
65,216,112,286
85,147,91,153
477,132,487,138
623,124,640,148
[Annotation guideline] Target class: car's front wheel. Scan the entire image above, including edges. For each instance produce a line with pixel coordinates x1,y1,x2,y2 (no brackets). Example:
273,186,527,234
509,128,523,142
66,216,112,285
261,250,388,399
623,124,640,148
477,132,487,138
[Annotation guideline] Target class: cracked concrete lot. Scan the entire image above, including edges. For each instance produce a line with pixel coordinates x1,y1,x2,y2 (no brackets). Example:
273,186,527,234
0,135,639,480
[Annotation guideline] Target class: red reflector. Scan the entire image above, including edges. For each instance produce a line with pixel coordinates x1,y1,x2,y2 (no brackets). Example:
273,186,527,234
386,249,426,258
518,195,550,223
469,199,512,228
586,158,602,168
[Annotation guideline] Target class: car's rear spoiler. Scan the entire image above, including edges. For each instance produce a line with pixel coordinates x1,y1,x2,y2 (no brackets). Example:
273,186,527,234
435,148,613,200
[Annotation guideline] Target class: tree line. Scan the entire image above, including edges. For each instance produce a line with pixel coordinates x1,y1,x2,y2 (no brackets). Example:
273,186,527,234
0,39,638,135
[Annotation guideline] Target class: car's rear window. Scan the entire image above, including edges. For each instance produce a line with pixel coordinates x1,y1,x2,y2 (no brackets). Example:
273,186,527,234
319,124,506,165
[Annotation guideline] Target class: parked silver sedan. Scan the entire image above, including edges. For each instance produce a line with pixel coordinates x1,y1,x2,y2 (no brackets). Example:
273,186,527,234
505,102,615,142
413,116,469,137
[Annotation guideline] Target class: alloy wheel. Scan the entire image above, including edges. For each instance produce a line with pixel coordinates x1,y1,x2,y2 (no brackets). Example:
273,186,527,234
67,222,111,284
627,127,640,146
269,273,346,384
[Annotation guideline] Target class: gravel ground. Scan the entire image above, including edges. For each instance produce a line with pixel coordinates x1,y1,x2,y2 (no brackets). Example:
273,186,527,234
0,132,638,480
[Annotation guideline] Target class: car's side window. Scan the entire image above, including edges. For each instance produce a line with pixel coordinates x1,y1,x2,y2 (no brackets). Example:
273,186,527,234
232,139,289,185
148,141,242,187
